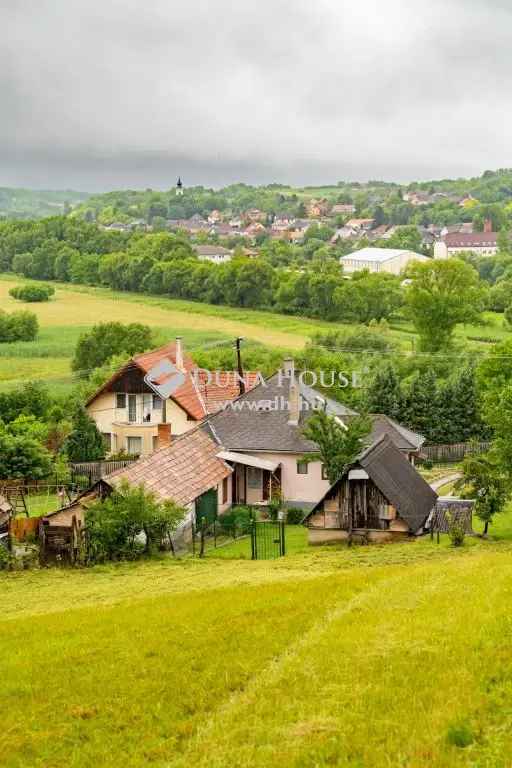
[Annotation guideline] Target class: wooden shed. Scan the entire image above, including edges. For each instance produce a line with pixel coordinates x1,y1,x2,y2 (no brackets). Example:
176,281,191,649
305,435,438,544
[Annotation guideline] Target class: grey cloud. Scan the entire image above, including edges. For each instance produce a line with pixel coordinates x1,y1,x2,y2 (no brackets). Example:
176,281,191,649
1,0,512,190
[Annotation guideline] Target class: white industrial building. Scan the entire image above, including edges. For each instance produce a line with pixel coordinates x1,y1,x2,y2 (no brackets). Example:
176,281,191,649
340,247,429,275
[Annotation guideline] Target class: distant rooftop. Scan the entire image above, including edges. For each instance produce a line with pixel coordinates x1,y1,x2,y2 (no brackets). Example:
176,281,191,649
341,247,424,263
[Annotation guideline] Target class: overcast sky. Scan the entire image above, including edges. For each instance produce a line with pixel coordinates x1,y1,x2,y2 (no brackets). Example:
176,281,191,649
2,0,511,191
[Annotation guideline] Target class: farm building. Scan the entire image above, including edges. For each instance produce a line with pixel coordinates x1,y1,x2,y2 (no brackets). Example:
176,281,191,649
305,435,437,544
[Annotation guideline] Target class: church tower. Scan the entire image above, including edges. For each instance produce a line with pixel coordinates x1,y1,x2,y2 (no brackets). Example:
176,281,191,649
176,177,183,196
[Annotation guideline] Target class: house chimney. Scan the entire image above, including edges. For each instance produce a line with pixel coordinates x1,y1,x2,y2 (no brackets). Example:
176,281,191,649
288,376,300,426
282,357,295,377
175,336,184,371
484,218,493,233
156,423,172,449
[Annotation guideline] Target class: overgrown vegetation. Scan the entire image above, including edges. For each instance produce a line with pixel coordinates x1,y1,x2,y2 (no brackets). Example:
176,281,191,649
85,480,185,562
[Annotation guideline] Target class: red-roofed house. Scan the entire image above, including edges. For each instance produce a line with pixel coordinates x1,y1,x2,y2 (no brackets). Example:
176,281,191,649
86,338,260,457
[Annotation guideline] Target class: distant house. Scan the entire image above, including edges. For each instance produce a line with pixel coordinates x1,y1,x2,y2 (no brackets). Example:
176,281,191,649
271,214,296,232
86,339,260,457
193,244,233,263
243,222,268,240
435,221,498,258
331,226,358,243
307,199,330,217
245,208,266,223
331,203,356,215
207,210,223,224
345,218,375,232
340,247,429,275
304,436,437,545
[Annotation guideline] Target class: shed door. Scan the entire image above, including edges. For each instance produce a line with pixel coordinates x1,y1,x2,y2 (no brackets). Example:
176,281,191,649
195,488,218,525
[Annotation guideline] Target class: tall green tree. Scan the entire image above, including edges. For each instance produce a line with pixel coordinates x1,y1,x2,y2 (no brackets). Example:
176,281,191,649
72,322,153,376
404,259,487,352
462,453,508,535
64,406,105,462
403,369,438,441
365,363,403,420
302,410,371,485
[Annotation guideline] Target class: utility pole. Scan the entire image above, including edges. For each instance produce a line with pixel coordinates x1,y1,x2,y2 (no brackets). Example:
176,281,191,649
235,337,246,395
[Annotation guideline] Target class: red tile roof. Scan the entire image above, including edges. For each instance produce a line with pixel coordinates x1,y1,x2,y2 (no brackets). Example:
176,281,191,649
105,427,232,506
444,232,498,248
86,341,259,421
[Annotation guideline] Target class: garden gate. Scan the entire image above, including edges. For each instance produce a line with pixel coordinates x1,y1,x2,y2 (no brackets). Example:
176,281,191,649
250,519,286,560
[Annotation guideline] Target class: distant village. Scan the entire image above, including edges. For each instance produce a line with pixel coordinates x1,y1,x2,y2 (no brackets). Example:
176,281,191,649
98,180,499,276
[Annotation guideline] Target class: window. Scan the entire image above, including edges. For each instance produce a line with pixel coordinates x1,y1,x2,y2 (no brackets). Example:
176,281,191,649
222,476,228,504
152,395,163,410
127,436,142,455
297,461,309,475
321,464,328,480
152,435,159,452
128,394,137,423
116,393,126,409
247,467,262,489
102,432,111,452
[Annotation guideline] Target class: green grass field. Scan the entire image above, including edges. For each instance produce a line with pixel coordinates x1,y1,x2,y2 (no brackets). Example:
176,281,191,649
3,517,512,767
1,274,509,393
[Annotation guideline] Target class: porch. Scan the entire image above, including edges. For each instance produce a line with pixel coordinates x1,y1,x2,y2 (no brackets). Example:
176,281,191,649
217,451,281,506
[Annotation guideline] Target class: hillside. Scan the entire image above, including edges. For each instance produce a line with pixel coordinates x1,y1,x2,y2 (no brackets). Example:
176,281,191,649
70,168,512,225
3,528,512,767
0,187,89,220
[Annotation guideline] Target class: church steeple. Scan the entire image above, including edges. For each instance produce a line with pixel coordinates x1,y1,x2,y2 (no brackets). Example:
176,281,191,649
176,177,183,196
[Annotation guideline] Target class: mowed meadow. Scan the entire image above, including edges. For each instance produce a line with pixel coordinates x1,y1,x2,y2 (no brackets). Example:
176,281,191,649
1,273,512,393
3,530,512,767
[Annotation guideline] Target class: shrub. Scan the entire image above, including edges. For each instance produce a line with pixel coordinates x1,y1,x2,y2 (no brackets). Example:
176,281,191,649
446,721,475,748
218,505,252,536
286,507,305,525
85,479,185,563
446,511,465,547
0,543,14,571
9,284,55,302
0,309,38,342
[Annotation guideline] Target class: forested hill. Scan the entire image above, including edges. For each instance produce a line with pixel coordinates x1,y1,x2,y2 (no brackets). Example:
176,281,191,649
4,167,512,223
0,188,89,220
67,168,512,226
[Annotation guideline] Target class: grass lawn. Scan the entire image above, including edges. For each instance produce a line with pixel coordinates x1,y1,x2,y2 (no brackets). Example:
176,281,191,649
3,521,512,767
1,274,510,393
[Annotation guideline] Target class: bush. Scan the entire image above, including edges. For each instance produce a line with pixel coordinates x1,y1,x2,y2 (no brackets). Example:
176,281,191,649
218,505,252,536
286,507,305,525
85,479,185,563
0,309,38,342
446,512,465,547
0,543,14,571
9,284,55,302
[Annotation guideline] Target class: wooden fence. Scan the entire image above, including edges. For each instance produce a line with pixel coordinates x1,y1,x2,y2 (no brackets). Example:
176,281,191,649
422,442,491,464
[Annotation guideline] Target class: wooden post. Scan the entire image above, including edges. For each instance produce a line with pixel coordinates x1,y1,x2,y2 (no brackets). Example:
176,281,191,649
235,337,245,395
199,516,206,558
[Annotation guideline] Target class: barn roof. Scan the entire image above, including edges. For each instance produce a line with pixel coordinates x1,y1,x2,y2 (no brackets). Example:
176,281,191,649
306,435,437,533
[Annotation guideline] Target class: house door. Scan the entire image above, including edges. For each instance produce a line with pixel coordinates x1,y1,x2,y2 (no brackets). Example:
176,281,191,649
128,394,137,423
195,488,218,525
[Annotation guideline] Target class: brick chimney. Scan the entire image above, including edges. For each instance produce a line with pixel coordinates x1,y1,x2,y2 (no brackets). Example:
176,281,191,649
175,336,184,371
484,218,493,233
156,423,172,449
